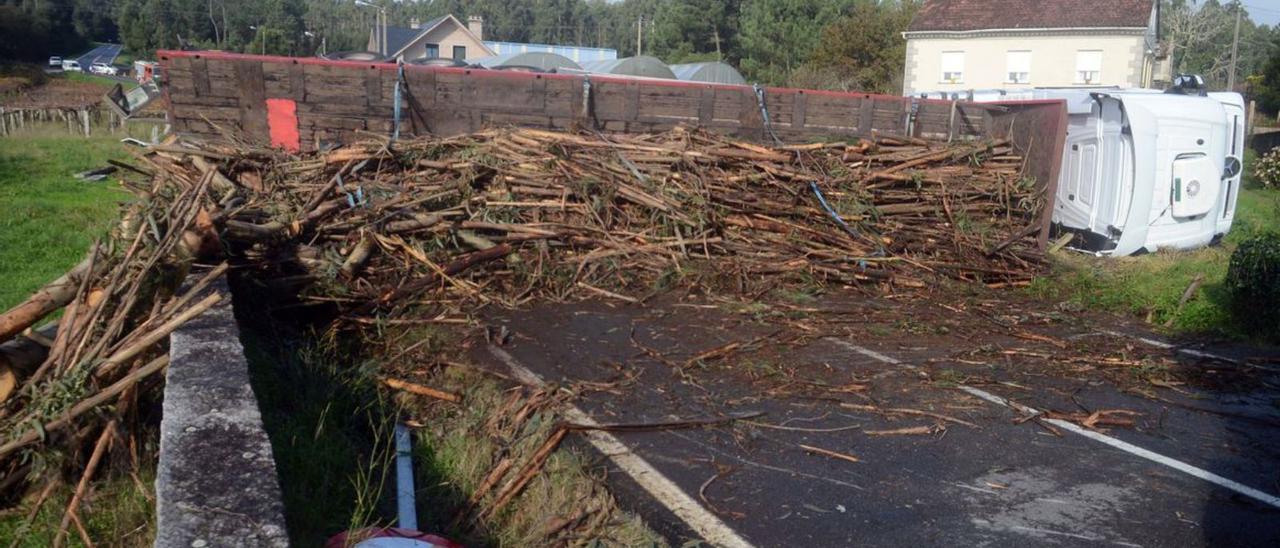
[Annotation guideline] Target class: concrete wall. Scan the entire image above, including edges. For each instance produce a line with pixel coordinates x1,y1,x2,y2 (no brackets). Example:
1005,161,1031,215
156,275,289,547
904,32,1150,95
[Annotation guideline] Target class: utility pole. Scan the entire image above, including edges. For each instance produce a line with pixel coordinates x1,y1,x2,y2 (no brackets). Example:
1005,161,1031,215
636,15,643,56
1228,1,1242,90
356,1,388,56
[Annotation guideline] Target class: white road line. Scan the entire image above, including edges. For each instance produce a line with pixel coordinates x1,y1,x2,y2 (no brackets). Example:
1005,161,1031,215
834,341,1280,511
827,339,913,368
1099,329,1280,375
487,345,755,548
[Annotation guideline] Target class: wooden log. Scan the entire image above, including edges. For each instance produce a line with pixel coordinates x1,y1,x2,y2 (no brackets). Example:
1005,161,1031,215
0,355,169,459
0,247,100,344
0,324,58,403
382,377,462,403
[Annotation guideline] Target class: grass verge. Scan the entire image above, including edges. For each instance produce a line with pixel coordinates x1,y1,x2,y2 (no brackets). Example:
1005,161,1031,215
0,469,156,547
62,71,137,91
232,276,664,546
0,133,154,546
0,134,131,310
1030,150,1280,339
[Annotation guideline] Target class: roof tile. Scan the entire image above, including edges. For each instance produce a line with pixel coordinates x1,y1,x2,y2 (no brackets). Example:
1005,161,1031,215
908,0,1154,32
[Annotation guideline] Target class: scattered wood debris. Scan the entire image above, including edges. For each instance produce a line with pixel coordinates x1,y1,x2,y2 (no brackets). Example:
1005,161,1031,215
0,123,1044,512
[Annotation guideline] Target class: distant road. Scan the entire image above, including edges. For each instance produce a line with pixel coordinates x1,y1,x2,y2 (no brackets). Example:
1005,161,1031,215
75,43,123,67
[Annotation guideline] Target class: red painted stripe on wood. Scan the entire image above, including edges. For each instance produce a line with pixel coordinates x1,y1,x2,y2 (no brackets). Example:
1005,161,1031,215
266,98,300,152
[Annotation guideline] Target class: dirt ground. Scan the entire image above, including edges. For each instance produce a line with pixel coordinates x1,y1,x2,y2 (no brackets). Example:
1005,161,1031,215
0,78,110,109
454,284,1280,546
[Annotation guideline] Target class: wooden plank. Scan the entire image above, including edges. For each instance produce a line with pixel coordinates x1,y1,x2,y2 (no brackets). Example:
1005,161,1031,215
233,60,269,142
482,112,556,129
636,86,700,122
545,78,577,118
289,62,306,101
792,91,807,129
712,88,743,124
590,81,629,125
698,87,715,125
738,87,763,130
404,69,437,109
169,94,239,108
295,101,379,116
364,67,383,105
297,114,367,131
262,62,292,98
624,81,641,121
858,97,874,134
171,104,241,121
191,57,210,97
763,91,794,126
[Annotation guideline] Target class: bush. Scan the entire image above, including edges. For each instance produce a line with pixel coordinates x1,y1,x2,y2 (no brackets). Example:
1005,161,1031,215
1225,233,1280,339
1255,148,1280,189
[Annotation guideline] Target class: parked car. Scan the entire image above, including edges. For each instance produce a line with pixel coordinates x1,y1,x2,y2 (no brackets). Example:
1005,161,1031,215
48,56,62,68
90,62,118,76
61,60,83,72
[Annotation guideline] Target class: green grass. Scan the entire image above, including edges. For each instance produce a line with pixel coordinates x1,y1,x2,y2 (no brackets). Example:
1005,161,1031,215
0,134,131,310
0,470,156,547
0,132,148,545
62,71,136,90
237,320,401,546
234,306,664,546
1029,150,1280,340
113,50,137,68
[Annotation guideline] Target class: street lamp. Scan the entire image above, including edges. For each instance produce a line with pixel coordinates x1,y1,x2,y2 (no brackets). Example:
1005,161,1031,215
354,1,388,57
303,31,325,56
250,25,266,56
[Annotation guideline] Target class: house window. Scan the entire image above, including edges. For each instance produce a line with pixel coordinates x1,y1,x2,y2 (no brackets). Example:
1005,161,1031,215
1006,50,1031,84
452,45,466,60
1076,50,1102,84
940,51,964,83
425,43,439,58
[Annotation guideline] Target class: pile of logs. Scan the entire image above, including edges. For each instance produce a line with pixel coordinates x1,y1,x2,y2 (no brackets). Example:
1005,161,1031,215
0,125,1044,511
216,126,1044,305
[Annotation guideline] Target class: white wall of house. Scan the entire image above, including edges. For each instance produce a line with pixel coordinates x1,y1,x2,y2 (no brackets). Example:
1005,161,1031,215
903,31,1152,95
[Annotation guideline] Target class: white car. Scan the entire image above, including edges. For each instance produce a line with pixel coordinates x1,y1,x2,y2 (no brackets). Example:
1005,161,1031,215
61,60,82,72
49,56,62,68
90,62,118,76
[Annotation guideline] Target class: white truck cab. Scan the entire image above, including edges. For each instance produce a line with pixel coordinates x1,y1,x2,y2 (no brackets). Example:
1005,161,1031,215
916,78,1244,255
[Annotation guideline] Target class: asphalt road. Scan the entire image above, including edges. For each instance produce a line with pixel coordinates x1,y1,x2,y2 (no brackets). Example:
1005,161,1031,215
478,297,1280,547
74,43,123,68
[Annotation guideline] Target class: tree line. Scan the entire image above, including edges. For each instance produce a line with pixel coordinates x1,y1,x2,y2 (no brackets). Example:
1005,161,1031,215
1,0,1278,106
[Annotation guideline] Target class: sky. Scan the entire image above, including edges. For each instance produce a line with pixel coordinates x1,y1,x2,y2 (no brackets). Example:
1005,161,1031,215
1241,1,1280,27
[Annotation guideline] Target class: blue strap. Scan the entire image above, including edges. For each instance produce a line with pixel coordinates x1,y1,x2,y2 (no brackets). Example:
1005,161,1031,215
809,180,885,265
392,61,405,142
753,83,782,145
582,74,592,122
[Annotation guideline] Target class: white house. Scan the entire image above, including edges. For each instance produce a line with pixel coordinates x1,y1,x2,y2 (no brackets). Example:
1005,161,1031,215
370,15,494,62
902,0,1163,96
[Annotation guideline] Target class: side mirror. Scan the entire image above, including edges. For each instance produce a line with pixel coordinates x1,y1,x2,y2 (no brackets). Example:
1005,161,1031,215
1223,156,1242,179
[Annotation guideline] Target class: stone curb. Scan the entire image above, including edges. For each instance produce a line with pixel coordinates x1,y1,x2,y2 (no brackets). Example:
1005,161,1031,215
155,275,289,547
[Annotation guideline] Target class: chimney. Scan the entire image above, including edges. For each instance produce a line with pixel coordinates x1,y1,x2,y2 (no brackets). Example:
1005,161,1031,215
467,15,483,40
410,17,421,29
